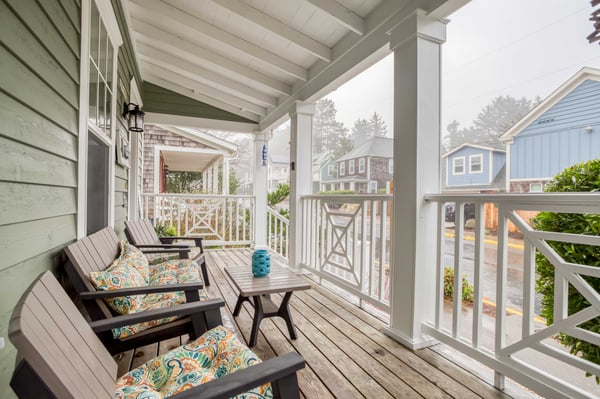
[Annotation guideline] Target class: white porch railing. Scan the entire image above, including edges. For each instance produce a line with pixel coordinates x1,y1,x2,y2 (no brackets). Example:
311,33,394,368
142,194,254,247
424,193,600,399
267,207,289,257
299,194,393,312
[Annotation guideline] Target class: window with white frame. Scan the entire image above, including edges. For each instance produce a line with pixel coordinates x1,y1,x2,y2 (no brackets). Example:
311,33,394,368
359,157,365,173
79,0,121,237
88,1,114,137
349,159,355,174
530,183,544,192
469,154,483,173
339,162,345,176
369,181,377,193
327,165,334,176
453,157,465,175
388,159,393,174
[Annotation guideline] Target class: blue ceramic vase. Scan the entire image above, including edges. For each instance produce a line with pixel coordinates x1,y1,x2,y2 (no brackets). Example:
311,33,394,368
252,249,270,277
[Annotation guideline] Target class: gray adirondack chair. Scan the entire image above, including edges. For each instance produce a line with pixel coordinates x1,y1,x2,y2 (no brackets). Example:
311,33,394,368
125,218,210,285
64,227,217,354
9,271,305,399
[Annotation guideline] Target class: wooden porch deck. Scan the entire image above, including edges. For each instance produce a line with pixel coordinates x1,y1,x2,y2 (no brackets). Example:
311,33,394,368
116,249,535,399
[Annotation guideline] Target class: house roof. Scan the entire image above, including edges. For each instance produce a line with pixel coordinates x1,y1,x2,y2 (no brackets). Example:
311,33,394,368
500,67,600,143
123,0,463,133
337,136,393,162
441,143,505,159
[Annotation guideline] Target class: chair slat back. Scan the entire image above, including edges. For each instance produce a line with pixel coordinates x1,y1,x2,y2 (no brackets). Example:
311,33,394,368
125,219,162,246
9,271,117,399
64,227,121,292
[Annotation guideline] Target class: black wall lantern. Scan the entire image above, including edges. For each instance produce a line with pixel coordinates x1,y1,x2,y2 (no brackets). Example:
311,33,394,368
123,102,145,133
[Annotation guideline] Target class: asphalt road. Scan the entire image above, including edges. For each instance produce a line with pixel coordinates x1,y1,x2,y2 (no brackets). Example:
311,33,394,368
443,229,543,315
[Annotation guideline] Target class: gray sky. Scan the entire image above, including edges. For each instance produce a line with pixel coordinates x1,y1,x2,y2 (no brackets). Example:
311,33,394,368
326,0,600,136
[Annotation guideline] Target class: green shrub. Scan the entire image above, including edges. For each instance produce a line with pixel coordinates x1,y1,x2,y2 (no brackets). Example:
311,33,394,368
155,223,177,237
532,159,600,381
443,266,474,303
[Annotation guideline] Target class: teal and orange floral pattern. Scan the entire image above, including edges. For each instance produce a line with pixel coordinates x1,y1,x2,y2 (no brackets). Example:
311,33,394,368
121,241,151,283
115,326,272,399
89,242,209,339
89,259,147,315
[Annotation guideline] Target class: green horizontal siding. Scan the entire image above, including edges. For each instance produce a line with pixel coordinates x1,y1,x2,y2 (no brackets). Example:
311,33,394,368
143,82,255,123
0,1,80,398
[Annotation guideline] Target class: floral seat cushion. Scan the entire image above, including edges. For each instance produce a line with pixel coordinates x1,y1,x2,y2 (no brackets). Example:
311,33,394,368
89,242,209,339
116,326,272,399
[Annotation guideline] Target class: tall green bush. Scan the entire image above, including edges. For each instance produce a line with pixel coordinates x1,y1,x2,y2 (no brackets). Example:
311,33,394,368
532,159,600,380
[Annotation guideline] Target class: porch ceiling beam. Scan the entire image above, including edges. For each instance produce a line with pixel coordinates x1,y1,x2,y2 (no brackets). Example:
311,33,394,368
137,43,278,109
305,0,365,35
145,113,258,133
130,0,308,81
143,62,268,118
259,0,446,131
143,71,260,123
132,19,291,97
209,0,332,62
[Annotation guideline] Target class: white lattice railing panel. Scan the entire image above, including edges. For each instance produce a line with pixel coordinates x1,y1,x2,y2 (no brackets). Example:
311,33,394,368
142,194,254,247
424,193,600,399
300,195,393,311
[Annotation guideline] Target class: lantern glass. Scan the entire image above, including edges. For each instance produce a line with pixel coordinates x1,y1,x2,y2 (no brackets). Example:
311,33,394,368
123,103,145,133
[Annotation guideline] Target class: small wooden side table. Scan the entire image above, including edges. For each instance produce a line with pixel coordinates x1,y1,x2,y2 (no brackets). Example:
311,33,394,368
225,265,311,347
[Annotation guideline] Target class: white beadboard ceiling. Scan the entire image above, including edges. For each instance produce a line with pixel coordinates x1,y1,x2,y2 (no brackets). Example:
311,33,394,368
125,0,468,132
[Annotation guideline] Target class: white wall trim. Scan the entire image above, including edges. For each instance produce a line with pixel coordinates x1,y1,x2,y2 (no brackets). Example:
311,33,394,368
96,0,123,47
145,112,258,133
468,154,483,174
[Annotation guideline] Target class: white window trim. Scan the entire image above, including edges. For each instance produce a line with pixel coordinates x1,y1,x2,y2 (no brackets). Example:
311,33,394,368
529,183,544,192
327,164,334,176
469,154,483,174
339,162,345,176
77,0,122,238
388,158,393,174
349,159,355,174
359,157,365,173
369,181,377,193
452,156,465,175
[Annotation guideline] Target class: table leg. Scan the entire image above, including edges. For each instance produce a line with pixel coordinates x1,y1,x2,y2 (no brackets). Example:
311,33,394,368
233,294,250,316
249,295,264,347
277,292,297,340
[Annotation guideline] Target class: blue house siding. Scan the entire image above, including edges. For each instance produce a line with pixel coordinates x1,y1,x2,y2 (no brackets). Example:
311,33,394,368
447,147,492,186
510,79,600,180
492,152,505,178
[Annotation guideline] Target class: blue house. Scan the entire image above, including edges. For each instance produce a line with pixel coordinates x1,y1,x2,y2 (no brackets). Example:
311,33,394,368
442,144,506,192
501,67,600,192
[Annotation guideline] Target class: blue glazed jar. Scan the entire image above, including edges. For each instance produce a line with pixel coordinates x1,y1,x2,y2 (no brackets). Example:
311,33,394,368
252,248,270,277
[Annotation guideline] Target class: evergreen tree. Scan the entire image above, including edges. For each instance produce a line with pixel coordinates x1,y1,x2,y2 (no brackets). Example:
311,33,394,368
369,112,388,137
351,118,371,145
313,98,349,155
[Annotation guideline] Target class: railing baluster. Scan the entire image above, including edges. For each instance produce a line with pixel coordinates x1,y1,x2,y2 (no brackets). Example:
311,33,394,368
453,202,464,339
523,238,535,337
379,199,387,303
494,205,508,390
435,202,444,329
473,202,485,348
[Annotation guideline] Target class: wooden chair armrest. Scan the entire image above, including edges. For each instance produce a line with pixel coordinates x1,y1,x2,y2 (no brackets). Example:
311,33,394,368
135,244,191,249
172,352,305,399
89,298,225,332
160,236,204,249
79,282,205,299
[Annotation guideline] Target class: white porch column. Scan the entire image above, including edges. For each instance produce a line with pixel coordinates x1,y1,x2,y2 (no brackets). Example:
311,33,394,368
288,101,315,270
253,132,270,247
222,155,230,195
202,171,208,192
212,162,219,194
384,10,447,349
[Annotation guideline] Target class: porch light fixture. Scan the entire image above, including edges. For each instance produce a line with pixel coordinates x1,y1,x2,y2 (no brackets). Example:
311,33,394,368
123,102,145,133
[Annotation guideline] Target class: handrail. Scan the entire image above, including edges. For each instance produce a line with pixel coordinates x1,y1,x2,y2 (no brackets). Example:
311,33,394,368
267,207,289,258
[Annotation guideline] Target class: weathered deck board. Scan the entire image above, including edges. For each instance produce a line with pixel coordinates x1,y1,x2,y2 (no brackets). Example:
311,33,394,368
112,248,535,399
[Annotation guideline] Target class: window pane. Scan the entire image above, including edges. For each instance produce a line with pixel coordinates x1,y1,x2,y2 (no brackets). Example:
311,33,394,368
98,82,105,129
106,37,114,88
88,66,97,126
90,2,100,67
105,90,112,135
